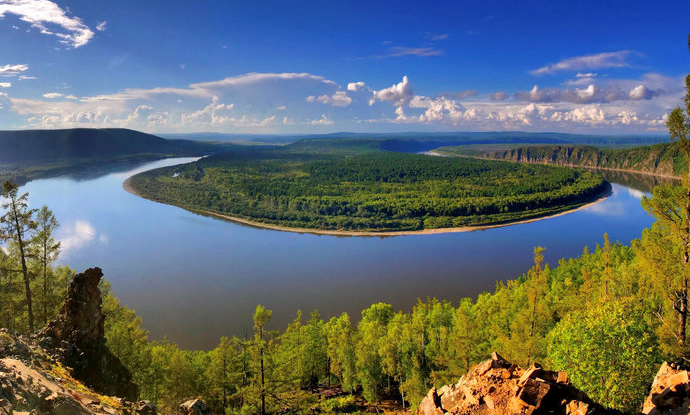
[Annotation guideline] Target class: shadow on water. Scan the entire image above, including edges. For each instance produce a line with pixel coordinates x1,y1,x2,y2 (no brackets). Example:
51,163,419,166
597,169,679,193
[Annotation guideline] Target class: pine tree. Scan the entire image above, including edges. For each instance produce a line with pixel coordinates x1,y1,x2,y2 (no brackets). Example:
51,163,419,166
0,181,37,332
31,206,60,325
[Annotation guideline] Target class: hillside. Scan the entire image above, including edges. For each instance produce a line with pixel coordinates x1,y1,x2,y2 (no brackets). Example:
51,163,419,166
0,128,226,164
435,142,684,178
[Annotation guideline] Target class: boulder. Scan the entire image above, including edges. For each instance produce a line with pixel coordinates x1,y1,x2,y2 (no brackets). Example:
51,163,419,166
40,267,139,401
134,400,157,415
177,398,210,415
643,361,690,414
416,352,620,415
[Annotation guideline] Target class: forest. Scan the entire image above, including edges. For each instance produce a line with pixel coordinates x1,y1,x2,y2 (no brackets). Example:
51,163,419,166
128,145,608,232
1,169,689,414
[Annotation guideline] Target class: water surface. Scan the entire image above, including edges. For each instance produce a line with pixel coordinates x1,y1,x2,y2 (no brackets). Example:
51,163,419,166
21,158,665,349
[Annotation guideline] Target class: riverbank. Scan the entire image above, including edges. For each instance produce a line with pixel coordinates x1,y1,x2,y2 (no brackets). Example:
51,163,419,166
124,176,611,237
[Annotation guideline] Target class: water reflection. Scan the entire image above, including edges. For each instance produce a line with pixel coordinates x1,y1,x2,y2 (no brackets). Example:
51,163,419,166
19,158,661,349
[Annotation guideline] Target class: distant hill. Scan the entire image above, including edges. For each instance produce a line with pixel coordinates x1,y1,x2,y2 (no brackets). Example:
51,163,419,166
160,131,667,148
0,128,226,164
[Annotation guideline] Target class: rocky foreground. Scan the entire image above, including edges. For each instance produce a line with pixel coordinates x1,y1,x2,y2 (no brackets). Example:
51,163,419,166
417,353,690,415
0,268,209,415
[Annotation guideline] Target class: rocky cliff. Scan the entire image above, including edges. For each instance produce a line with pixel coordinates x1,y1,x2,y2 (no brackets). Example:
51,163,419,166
470,143,682,178
0,268,152,415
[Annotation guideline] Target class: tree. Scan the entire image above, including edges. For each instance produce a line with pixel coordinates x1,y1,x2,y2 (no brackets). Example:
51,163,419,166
253,305,272,415
356,303,392,403
31,206,60,324
324,313,357,393
640,51,690,347
0,181,37,332
548,300,662,413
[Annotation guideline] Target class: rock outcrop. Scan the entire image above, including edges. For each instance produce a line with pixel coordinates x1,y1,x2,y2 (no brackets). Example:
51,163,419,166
417,352,620,415
643,361,690,414
177,398,211,415
40,267,139,401
0,267,156,414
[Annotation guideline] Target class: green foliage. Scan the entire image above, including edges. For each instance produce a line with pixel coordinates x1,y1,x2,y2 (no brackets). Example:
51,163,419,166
548,300,662,413
319,395,362,414
129,148,607,232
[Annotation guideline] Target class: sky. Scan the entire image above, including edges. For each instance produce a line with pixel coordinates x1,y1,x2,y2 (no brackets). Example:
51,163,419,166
0,0,687,134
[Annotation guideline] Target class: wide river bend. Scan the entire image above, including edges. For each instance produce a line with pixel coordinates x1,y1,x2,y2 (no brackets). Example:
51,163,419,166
21,157,668,349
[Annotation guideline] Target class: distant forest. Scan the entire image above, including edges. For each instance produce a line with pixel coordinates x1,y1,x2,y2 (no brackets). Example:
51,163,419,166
128,142,608,232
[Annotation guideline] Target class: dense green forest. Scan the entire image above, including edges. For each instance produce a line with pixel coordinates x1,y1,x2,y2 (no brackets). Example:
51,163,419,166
435,142,684,178
128,144,608,232
1,175,688,414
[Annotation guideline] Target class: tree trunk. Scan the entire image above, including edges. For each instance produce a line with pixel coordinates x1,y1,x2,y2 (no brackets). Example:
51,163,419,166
681,164,690,347
14,210,33,332
43,240,47,324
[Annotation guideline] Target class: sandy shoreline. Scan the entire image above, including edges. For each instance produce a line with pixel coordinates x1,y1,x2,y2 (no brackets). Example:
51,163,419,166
123,176,611,237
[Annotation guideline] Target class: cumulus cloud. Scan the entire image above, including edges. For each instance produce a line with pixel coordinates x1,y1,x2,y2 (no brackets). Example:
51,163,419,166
311,114,333,125
370,76,414,106
0,0,94,47
628,84,660,100
0,82,10,88
42,92,62,98
347,81,368,92
5,71,679,133
0,63,29,76
530,51,634,75
491,91,508,101
315,91,352,107
96,20,106,31
514,84,663,104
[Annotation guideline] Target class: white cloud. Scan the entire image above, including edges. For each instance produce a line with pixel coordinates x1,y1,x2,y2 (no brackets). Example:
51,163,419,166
576,73,597,78
347,81,368,92
514,83,663,104
311,114,333,125
315,91,352,107
0,0,94,47
628,84,659,100
0,82,10,88
5,72,679,133
96,20,106,31
370,76,414,107
0,63,28,76
18,75,36,80
530,51,634,75
42,92,63,98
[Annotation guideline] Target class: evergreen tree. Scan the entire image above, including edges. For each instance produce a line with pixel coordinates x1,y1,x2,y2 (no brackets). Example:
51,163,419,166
0,181,37,332
30,206,60,325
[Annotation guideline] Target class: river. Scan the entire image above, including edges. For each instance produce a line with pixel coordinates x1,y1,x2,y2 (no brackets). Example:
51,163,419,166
19,157,669,349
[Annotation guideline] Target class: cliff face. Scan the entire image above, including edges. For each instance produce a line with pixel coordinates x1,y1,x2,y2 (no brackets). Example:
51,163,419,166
0,268,152,415
39,267,139,402
478,144,682,178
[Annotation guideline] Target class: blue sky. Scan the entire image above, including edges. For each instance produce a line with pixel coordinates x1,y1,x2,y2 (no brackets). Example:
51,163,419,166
0,0,687,134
